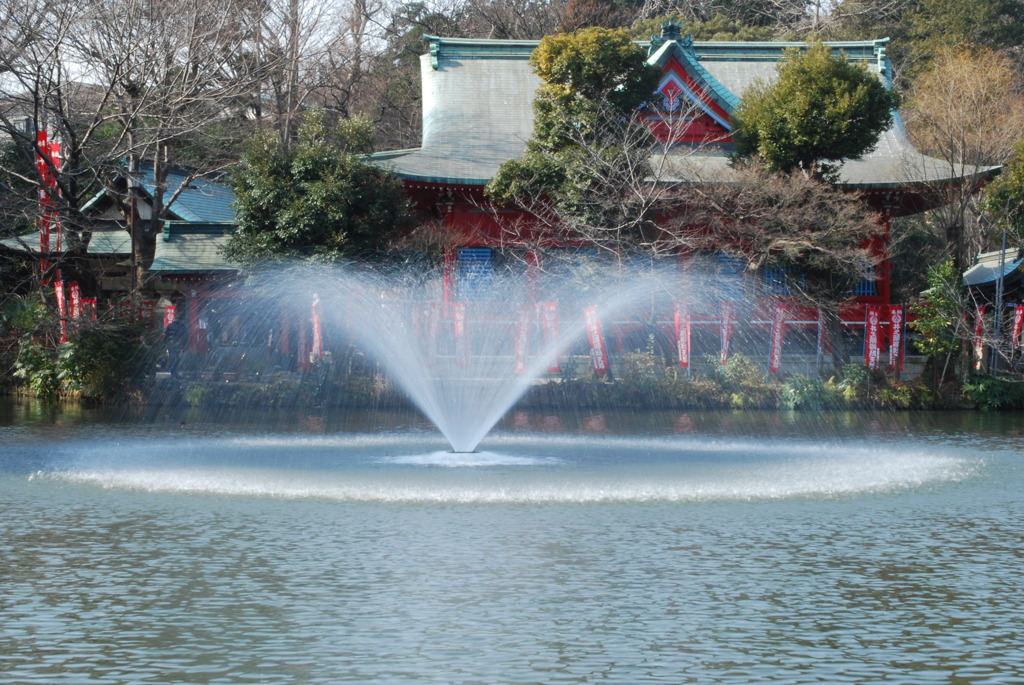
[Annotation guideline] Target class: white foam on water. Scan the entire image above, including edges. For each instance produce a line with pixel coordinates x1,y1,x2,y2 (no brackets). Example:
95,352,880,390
381,450,557,467
35,439,981,504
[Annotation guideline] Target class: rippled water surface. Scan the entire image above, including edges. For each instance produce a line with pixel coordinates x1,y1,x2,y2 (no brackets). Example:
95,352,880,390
1,405,1022,683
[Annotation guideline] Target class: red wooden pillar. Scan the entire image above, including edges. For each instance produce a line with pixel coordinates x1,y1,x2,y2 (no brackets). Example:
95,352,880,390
443,247,456,306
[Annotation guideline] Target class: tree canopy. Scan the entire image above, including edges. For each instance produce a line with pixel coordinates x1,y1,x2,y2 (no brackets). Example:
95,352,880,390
731,42,898,181
486,27,660,244
901,46,1024,274
984,138,1024,243
224,111,413,265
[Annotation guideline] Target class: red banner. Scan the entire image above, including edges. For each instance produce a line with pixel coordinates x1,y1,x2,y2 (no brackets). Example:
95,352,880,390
442,249,455,305
768,304,786,373
973,306,985,369
163,303,176,328
673,301,690,368
69,282,81,321
36,132,61,283
583,306,609,376
537,301,560,373
82,297,97,321
297,319,309,371
54,279,67,343
452,301,469,368
720,301,733,365
888,305,905,371
816,307,827,364
1012,305,1024,348
38,211,52,279
864,305,882,369
310,295,323,361
513,306,531,374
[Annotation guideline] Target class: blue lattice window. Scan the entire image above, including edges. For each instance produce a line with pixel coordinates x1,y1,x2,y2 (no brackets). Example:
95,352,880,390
762,267,806,296
457,247,494,301
851,266,877,296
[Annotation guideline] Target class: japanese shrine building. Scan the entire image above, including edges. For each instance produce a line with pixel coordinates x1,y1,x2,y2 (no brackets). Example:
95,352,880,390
372,25,996,325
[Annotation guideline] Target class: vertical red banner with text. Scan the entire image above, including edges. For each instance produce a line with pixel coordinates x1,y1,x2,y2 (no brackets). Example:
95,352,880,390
310,295,323,362
674,301,690,368
69,282,81,321
1012,305,1024,348
973,306,986,369
768,304,786,373
163,303,176,328
864,305,882,369
816,307,827,366
82,297,96,321
54,279,67,343
36,133,61,283
888,305,905,371
720,301,733,365
297,322,309,371
583,306,609,376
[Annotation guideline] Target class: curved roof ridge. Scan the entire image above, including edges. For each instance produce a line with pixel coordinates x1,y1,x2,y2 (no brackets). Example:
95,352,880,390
647,39,741,115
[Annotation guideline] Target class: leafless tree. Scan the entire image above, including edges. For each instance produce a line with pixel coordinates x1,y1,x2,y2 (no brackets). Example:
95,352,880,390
486,105,696,259
0,0,266,292
665,161,885,373
901,46,1024,275
464,0,567,39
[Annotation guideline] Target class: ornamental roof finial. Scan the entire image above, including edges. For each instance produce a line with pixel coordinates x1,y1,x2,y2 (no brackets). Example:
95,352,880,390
660,19,683,42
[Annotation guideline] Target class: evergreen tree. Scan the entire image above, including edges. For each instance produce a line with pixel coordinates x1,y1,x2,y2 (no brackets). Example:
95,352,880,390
731,42,898,182
486,27,660,244
225,111,414,265
984,138,1024,244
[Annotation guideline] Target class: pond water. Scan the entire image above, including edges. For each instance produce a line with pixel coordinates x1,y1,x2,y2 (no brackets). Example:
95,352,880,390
1,402,1022,684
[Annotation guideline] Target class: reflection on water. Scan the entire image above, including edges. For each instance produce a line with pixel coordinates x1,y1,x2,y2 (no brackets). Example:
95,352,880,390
1,404,1022,683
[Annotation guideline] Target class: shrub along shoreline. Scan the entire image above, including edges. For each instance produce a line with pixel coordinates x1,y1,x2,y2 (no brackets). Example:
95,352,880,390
8,352,1017,413
6,293,1022,413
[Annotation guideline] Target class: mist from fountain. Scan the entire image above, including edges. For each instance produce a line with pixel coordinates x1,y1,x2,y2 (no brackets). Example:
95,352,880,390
264,263,684,453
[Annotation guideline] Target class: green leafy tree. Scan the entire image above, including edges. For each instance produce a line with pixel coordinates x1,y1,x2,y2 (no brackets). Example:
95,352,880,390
984,137,1024,244
486,27,661,246
526,26,660,142
910,257,970,384
225,110,414,264
731,42,898,182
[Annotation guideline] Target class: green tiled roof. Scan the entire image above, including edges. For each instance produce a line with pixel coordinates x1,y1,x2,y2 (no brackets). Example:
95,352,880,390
0,227,131,255
374,34,997,191
81,163,235,223
149,222,238,274
145,167,235,223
